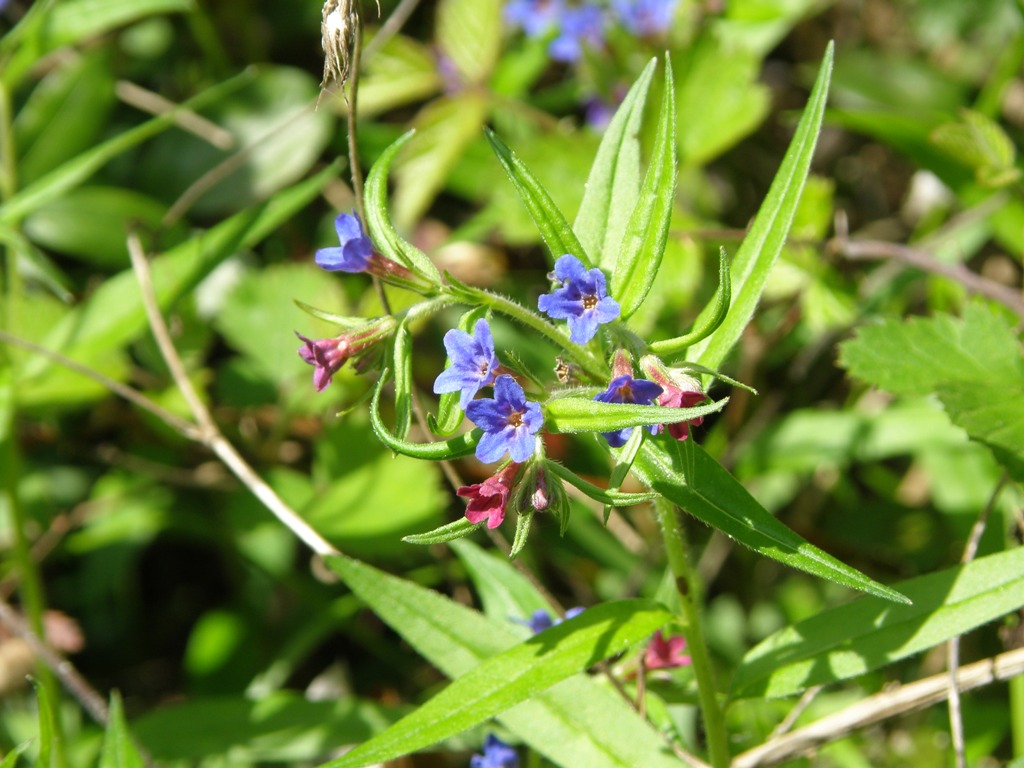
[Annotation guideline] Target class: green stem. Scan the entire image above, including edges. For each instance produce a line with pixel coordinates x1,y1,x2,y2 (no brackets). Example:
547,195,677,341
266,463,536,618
1011,674,1024,759
452,287,608,382
0,376,65,766
654,495,729,768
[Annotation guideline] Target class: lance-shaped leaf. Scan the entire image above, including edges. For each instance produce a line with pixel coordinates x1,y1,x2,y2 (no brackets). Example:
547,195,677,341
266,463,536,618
370,369,479,460
611,59,676,320
322,554,684,768
544,461,658,506
403,517,483,545
649,247,731,359
543,395,727,433
485,128,591,268
688,42,833,372
100,692,144,768
575,58,657,270
732,547,1024,699
0,71,252,225
391,322,414,441
632,438,910,605
322,557,673,768
364,130,442,285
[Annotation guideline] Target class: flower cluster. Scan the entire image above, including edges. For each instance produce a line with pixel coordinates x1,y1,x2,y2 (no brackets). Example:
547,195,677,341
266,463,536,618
295,315,397,392
504,0,678,62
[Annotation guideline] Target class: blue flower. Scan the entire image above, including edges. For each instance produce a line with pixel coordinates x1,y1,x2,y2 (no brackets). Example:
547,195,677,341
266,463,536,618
466,375,544,464
538,254,620,344
548,4,604,63
594,374,663,447
433,319,500,410
612,0,677,36
471,734,519,768
516,606,586,634
315,212,374,272
504,0,565,37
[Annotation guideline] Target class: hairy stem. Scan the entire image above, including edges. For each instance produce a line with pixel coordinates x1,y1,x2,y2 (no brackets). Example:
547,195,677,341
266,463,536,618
655,496,729,768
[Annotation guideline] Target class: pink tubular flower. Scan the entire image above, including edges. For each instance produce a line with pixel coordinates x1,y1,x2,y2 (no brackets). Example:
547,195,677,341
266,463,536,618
295,317,396,392
639,355,708,441
457,463,521,528
645,630,691,669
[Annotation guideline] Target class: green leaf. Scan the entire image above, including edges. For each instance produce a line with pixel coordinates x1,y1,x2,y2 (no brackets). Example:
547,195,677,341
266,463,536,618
99,692,144,768
0,742,29,768
30,679,58,768
370,369,480,460
450,539,551,622
403,517,482,545
611,59,676,320
22,186,169,268
0,71,251,225
688,42,833,372
930,109,1020,188
839,303,1024,480
19,164,340,403
574,58,657,270
543,395,727,433
675,36,771,165
731,547,1024,699
323,555,672,768
649,247,731,358
363,130,442,285
391,322,414,441
633,438,910,604
485,128,592,268
1,0,193,88
509,509,533,558
393,94,489,231
132,692,403,762
543,461,658,507
436,0,501,83
359,34,442,117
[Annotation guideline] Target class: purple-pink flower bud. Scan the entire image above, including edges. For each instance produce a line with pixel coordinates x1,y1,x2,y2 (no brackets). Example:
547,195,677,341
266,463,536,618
639,355,708,441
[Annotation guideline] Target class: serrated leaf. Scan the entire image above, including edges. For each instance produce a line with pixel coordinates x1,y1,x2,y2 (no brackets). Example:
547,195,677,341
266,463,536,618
485,128,592,268
393,94,489,231
632,438,910,604
543,395,727,433
363,131,442,285
930,109,1017,182
732,547,1024,699
574,59,657,270
436,0,501,83
611,60,676,320
839,303,1024,479
688,42,833,372
370,369,479,460
322,554,673,768
99,692,144,768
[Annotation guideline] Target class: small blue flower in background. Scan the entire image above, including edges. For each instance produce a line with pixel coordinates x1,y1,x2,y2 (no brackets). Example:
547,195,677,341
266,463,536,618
538,254,620,344
612,0,677,37
315,212,374,272
504,0,565,37
471,734,519,768
594,375,663,447
433,319,500,410
516,606,586,633
466,375,544,464
548,4,605,63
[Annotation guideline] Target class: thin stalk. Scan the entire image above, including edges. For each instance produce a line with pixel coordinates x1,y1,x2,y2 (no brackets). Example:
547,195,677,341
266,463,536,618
0,378,65,765
460,288,608,382
654,496,729,768
1012,674,1024,759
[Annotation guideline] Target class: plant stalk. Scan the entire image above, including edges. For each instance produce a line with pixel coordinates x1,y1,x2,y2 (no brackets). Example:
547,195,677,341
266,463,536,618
655,495,729,768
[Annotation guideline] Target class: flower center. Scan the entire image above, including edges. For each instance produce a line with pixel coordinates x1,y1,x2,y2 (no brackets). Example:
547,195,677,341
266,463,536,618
478,360,490,376
582,294,598,310
507,410,525,428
